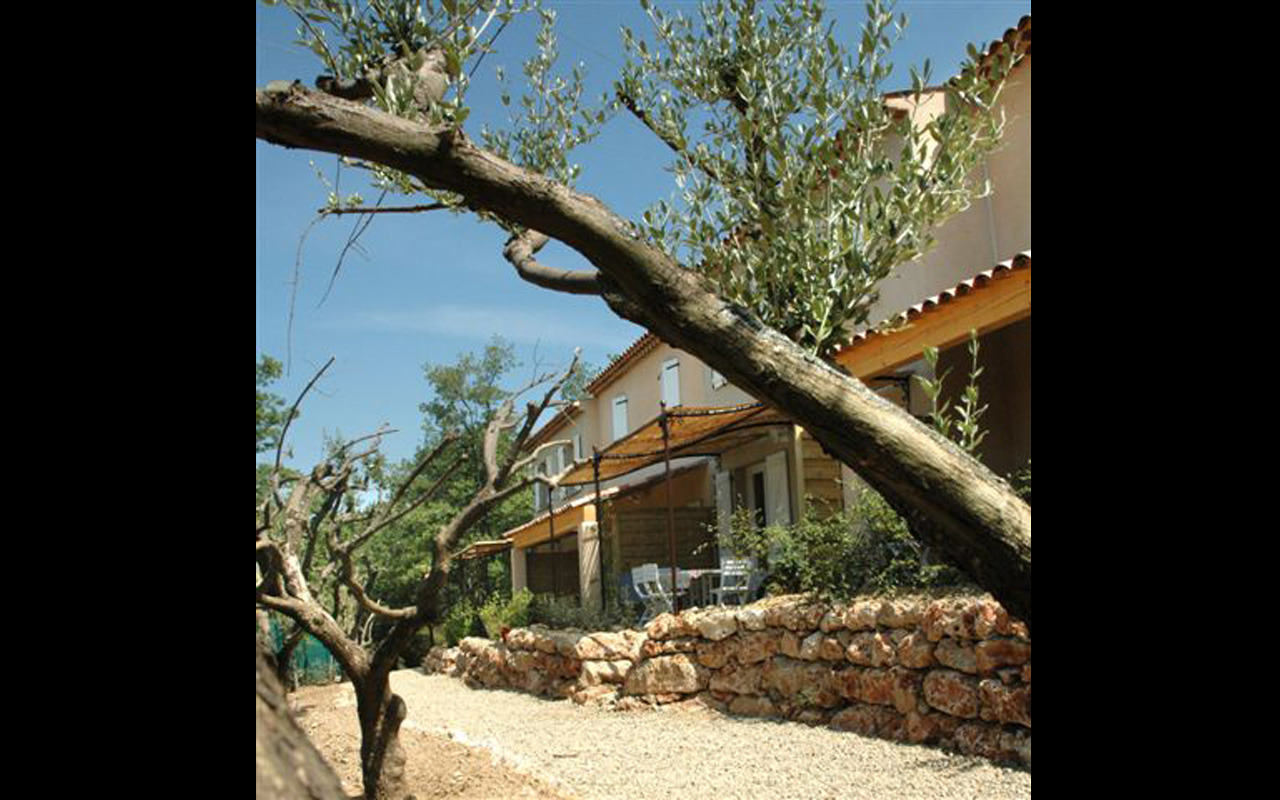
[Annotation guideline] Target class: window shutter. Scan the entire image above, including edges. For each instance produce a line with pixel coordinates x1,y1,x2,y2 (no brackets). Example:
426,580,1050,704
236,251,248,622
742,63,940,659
662,359,681,407
612,396,628,441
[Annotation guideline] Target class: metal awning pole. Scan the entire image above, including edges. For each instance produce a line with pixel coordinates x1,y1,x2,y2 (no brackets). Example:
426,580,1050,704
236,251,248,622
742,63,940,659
593,448,605,613
661,402,679,613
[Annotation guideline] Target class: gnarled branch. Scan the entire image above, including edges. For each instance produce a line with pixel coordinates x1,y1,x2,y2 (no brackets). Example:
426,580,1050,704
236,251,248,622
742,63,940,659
503,229,601,295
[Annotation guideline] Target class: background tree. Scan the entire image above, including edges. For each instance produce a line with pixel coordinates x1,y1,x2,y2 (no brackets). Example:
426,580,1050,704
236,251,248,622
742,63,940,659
256,0,1031,626
256,352,582,800
257,354,293,455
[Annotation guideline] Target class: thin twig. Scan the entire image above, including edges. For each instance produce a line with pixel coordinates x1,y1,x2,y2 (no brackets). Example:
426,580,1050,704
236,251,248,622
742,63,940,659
272,357,336,485
319,203,451,216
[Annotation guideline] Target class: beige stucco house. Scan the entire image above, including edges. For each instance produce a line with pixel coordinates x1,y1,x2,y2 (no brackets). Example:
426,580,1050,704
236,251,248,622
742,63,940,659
484,15,1031,611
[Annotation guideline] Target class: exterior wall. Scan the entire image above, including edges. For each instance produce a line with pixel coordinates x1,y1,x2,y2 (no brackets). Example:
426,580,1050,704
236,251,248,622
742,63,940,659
603,464,714,578
868,59,1031,326
798,431,844,517
526,534,581,601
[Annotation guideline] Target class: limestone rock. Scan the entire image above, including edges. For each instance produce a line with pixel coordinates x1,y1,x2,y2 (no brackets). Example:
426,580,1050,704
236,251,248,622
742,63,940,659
895,631,936,669
709,662,764,695
728,694,778,718
975,638,1032,675
922,669,980,719
732,630,780,665
876,597,927,629
645,612,696,641
798,631,824,661
829,704,903,739
843,600,880,631
903,711,961,746
735,606,768,631
623,654,708,696
934,638,978,674
978,678,1031,728
573,631,635,661
689,608,739,641
845,631,896,667
579,659,632,686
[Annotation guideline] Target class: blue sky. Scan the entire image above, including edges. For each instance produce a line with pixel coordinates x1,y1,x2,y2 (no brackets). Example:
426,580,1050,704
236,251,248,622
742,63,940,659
255,0,1030,471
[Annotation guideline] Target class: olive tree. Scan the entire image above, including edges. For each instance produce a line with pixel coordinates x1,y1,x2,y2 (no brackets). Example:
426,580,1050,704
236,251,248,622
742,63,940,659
256,353,581,799
257,0,1031,633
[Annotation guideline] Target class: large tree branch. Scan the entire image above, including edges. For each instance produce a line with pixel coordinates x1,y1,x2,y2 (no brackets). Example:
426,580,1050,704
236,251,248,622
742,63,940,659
503,229,602,295
257,85,1031,626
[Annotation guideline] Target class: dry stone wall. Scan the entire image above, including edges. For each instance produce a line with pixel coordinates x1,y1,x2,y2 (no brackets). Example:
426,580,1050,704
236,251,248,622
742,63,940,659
423,593,1030,767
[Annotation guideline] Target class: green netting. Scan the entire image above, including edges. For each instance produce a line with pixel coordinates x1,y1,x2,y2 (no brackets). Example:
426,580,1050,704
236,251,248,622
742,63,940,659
268,618,343,685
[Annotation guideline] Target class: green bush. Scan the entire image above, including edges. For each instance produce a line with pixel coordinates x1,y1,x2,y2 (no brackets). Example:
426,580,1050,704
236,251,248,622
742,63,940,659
714,493,972,602
442,600,478,646
529,593,637,631
478,588,534,638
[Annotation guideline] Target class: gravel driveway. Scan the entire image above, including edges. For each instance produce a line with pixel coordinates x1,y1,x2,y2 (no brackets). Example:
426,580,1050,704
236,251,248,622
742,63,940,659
382,669,1029,799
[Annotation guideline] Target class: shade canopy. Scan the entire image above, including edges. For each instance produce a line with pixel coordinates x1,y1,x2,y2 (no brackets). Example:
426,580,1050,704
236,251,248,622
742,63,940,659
557,403,793,487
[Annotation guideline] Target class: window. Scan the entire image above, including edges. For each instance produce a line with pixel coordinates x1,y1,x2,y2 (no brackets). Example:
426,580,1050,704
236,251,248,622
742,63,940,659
661,358,681,407
709,368,727,390
612,395,628,441
573,432,583,462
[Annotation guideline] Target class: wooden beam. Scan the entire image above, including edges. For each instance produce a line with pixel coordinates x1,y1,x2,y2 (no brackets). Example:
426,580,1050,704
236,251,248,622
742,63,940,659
835,267,1030,380
508,503,595,550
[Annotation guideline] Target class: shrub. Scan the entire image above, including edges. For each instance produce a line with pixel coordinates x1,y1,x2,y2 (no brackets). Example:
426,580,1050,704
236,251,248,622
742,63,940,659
714,493,972,602
478,588,534,638
442,600,477,646
529,593,636,631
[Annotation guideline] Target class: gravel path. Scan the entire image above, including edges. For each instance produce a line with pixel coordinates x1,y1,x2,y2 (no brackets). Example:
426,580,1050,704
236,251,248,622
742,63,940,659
382,669,1030,799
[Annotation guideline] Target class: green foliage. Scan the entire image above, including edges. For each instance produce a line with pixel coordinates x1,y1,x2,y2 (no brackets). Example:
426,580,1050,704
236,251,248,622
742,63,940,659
618,0,1016,357
916,329,988,456
270,0,534,204
442,599,479,646
478,588,534,637
528,593,636,631
479,5,613,193
714,499,969,602
256,354,292,454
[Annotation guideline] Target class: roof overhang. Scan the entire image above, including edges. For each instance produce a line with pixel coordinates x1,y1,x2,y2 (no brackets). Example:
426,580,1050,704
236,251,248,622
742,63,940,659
834,252,1030,382
456,539,513,561
505,496,601,550
557,403,793,488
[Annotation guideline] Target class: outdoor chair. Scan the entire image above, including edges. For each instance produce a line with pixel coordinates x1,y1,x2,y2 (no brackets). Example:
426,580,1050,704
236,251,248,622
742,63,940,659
657,567,692,605
710,557,755,606
631,563,672,624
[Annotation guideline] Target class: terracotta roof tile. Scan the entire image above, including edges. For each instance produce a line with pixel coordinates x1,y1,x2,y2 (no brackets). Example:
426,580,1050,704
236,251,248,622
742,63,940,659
839,251,1031,351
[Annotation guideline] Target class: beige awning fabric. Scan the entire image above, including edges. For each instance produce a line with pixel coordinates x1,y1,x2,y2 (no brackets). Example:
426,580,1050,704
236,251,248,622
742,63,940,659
557,403,793,487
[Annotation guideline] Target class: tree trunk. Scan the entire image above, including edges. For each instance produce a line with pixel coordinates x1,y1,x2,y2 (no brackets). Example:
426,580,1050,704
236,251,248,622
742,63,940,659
275,625,306,691
256,86,1032,626
256,641,347,800
355,681,408,800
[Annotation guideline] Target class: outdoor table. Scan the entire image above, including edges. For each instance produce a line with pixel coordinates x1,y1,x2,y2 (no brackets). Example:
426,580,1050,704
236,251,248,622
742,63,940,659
679,569,721,608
